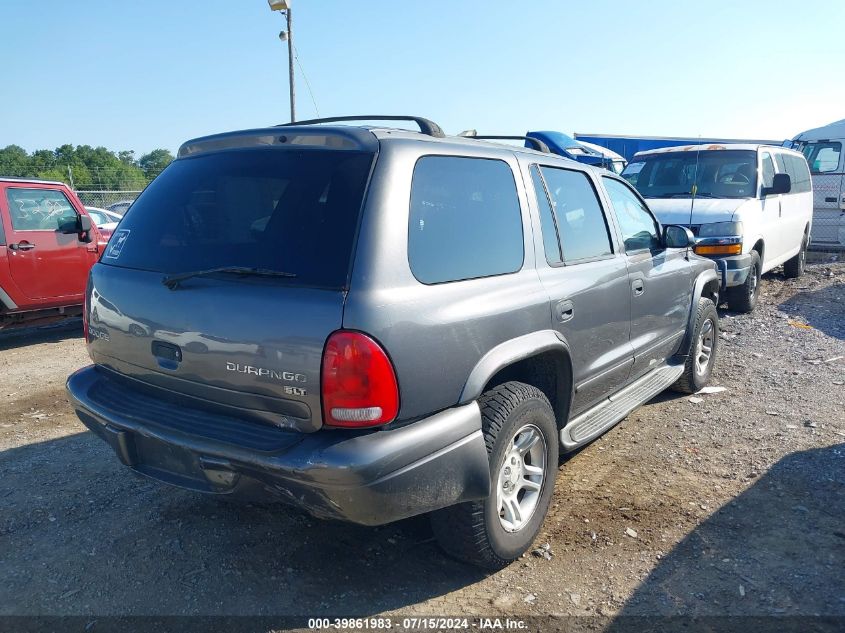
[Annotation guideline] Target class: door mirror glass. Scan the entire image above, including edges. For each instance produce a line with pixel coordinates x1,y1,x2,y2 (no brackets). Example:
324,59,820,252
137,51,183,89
78,214,93,233
764,173,791,196
664,224,695,248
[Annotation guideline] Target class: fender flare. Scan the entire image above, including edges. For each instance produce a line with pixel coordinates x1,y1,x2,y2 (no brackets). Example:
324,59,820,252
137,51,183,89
676,269,719,357
458,330,573,405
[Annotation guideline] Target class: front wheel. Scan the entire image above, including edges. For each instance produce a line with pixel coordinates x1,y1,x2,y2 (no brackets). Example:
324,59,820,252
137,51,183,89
430,382,558,569
726,250,761,313
672,297,719,394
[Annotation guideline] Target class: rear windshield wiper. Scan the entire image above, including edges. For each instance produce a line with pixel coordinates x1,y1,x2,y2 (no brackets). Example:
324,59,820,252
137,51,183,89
162,266,297,290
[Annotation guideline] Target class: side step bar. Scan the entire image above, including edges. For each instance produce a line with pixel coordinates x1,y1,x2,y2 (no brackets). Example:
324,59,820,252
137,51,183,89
561,364,684,452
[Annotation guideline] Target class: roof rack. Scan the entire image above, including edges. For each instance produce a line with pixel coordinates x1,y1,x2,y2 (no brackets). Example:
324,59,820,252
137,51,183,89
459,132,551,154
277,115,445,138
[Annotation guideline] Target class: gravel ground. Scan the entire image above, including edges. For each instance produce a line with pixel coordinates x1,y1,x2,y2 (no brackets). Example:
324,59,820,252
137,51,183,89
0,262,843,622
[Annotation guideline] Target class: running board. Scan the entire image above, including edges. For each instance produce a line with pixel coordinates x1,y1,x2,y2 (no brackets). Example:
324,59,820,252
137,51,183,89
560,364,684,452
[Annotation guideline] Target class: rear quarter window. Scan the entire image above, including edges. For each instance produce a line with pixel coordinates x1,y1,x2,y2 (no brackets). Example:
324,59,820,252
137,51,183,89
408,156,524,284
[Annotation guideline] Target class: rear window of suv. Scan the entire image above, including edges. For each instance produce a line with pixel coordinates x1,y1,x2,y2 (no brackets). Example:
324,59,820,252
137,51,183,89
102,149,374,288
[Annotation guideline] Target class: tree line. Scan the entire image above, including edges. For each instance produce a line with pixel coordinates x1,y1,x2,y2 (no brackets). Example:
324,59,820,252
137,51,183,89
0,144,174,190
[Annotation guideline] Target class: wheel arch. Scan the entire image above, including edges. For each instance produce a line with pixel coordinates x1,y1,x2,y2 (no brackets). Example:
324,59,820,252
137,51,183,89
459,330,573,428
675,269,719,359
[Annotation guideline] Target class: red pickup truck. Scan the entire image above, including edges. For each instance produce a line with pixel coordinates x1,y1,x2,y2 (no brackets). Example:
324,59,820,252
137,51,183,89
0,178,104,329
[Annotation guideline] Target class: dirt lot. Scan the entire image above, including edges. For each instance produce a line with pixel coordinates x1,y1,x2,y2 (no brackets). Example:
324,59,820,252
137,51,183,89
1,263,843,623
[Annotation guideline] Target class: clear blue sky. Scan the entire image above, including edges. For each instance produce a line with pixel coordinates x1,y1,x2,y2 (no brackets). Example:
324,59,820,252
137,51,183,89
2,0,843,155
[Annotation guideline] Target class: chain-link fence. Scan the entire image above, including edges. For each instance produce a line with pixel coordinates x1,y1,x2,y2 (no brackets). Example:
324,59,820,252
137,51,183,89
808,173,845,250
75,190,142,211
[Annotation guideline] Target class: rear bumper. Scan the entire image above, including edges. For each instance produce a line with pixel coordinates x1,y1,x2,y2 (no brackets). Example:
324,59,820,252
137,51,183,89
67,365,490,526
711,253,752,289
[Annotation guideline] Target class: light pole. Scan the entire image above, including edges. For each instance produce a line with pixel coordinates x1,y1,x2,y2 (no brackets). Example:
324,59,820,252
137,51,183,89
268,0,295,122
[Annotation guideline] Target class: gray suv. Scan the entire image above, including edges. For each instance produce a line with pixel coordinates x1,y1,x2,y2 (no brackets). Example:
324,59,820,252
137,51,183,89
67,116,721,569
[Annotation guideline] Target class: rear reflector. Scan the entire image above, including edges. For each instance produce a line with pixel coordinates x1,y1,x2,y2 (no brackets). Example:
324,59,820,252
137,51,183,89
321,331,399,428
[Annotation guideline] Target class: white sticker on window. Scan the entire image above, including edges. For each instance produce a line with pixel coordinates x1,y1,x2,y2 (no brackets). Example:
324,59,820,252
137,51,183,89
105,229,131,259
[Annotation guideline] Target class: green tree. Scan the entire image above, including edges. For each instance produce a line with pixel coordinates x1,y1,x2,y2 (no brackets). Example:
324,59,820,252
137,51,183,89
0,143,169,189
139,149,174,180
0,145,31,177
118,150,136,166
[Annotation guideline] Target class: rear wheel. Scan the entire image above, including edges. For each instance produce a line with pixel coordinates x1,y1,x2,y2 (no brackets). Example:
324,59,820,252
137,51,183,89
673,297,719,393
430,381,558,570
783,233,808,279
726,250,761,313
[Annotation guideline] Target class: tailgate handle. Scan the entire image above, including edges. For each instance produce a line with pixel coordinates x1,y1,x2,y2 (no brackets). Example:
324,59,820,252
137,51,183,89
151,341,182,366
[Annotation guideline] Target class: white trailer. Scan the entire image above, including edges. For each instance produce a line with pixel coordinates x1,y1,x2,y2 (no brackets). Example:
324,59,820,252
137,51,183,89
790,119,845,248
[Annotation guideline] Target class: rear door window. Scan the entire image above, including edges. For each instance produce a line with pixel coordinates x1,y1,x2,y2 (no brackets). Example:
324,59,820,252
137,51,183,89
538,166,613,262
408,156,523,284
103,149,374,289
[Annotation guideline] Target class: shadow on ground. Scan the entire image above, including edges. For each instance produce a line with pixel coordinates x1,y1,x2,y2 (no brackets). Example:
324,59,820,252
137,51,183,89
0,432,485,616
0,319,82,351
607,443,845,626
779,283,845,340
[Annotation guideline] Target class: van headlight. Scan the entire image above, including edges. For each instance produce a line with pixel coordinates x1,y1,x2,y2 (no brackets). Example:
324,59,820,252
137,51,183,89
698,221,743,237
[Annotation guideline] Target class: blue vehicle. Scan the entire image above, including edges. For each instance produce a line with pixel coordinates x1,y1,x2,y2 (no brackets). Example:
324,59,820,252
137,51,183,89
526,131,626,173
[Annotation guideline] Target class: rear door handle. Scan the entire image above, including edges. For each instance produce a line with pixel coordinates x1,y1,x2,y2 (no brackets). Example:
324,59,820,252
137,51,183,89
555,299,574,322
9,242,35,251
632,279,645,296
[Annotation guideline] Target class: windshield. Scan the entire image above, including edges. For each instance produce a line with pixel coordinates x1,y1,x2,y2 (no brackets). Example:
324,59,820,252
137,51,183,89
621,150,758,199
102,148,374,288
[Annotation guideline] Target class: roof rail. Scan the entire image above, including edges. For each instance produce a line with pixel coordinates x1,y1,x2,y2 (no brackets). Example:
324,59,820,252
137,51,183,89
461,133,551,154
277,115,445,138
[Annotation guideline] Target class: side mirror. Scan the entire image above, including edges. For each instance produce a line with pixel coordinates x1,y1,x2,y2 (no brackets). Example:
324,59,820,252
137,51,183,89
664,224,695,248
764,173,791,196
78,214,93,233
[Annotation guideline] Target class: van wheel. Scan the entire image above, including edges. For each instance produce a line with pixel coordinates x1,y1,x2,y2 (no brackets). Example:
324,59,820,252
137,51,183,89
726,250,761,313
783,233,808,279
430,382,558,570
672,297,718,394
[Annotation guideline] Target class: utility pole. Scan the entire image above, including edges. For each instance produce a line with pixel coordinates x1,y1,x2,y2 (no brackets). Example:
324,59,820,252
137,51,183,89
268,0,296,122
286,8,295,122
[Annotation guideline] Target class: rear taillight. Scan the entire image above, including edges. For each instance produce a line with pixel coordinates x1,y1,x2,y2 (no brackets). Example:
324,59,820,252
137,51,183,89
321,331,399,428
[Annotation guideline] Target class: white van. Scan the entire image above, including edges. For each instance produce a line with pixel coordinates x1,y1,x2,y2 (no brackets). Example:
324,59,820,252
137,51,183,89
621,144,813,312
790,119,845,248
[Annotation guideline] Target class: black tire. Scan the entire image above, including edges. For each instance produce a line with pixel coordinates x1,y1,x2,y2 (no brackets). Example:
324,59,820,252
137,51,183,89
672,297,719,394
726,250,761,313
783,232,808,279
430,381,558,570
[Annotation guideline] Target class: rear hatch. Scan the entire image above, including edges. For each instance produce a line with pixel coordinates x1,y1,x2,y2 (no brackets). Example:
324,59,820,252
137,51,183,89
86,134,376,432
